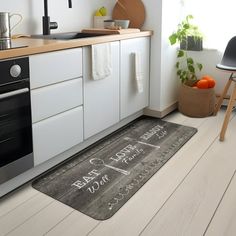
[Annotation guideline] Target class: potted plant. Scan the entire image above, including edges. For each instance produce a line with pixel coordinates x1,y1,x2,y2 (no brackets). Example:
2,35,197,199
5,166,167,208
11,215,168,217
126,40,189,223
169,15,203,85
169,15,216,117
169,15,203,51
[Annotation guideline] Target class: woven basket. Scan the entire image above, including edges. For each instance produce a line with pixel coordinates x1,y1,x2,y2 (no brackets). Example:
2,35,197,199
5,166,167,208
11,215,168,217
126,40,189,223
178,83,216,118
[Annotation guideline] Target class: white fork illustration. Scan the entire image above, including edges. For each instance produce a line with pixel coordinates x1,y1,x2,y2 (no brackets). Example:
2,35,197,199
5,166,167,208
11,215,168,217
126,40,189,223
90,158,130,175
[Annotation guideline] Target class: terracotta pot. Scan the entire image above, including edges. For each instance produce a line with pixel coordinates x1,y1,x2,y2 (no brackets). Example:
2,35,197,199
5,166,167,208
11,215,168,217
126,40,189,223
178,83,215,117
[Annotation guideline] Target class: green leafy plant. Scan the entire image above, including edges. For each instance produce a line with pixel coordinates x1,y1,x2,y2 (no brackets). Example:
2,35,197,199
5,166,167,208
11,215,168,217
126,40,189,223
175,49,203,84
169,15,203,84
169,15,203,46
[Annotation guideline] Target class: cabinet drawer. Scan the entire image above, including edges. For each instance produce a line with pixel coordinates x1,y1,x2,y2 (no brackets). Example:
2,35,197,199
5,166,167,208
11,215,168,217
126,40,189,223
33,106,83,166
30,48,82,89
31,78,83,123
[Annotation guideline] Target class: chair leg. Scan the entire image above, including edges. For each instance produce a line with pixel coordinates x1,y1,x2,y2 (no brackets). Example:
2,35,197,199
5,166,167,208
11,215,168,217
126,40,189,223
213,79,232,116
219,82,236,141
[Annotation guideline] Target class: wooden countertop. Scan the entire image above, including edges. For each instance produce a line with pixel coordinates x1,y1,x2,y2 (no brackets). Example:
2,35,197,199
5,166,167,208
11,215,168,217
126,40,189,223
0,31,152,60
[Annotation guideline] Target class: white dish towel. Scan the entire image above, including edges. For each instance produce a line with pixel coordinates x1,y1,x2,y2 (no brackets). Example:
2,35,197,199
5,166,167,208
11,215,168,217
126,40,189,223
91,43,112,80
134,52,144,93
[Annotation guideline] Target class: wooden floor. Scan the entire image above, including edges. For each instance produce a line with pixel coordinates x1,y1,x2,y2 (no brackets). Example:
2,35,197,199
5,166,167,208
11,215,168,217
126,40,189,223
1,109,236,236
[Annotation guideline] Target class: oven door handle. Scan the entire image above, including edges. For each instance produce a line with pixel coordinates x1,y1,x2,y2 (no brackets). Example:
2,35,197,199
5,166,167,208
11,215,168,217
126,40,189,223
0,88,29,100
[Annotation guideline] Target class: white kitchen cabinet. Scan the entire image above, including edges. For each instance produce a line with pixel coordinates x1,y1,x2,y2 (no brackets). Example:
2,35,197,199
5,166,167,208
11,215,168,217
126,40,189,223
30,48,82,89
83,42,120,139
30,37,150,166
120,37,150,119
33,106,83,166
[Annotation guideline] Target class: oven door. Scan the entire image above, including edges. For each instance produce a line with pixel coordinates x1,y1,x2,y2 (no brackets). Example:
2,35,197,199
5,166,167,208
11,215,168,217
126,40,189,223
0,80,33,184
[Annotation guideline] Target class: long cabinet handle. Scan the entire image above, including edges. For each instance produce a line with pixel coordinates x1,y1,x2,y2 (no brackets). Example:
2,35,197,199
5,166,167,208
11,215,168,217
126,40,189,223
0,88,29,100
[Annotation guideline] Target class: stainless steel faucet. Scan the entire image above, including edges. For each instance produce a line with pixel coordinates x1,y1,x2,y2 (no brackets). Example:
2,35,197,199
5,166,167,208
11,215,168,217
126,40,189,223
42,0,72,35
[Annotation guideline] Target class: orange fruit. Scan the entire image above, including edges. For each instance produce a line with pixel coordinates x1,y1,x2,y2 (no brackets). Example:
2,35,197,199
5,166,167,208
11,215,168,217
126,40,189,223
206,79,216,88
201,75,214,81
196,79,208,89
200,75,216,88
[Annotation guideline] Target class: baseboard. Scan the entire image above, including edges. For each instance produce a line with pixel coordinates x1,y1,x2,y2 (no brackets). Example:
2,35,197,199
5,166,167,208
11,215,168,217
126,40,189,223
144,102,178,118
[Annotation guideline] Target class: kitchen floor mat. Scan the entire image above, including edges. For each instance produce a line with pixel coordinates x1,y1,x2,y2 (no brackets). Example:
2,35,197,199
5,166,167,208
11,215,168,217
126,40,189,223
32,116,197,220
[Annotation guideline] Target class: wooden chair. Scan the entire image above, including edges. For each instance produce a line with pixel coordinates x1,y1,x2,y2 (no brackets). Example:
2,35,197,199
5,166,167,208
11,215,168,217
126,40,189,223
214,36,236,141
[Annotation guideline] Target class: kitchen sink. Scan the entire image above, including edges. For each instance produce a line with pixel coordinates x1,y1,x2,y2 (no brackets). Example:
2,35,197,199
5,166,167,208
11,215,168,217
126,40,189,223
31,32,106,40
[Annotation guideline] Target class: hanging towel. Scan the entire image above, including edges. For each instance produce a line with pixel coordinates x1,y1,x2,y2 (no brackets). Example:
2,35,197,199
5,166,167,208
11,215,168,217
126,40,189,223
91,43,112,80
134,52,144,93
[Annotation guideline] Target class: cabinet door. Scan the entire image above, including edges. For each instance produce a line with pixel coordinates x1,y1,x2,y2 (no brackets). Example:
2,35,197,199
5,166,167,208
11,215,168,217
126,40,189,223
33,106,83,166
120,37,150,119
83,42,120,139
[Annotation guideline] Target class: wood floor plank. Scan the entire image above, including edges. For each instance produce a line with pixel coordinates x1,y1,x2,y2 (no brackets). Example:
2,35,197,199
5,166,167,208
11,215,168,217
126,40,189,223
182,116,209,128
7,201,73,236
88,111,226,236
45,211,99,236
0,193,53,236
163,110,208,128
163,110,188,124
205,171,236,236
140,115,236,236
0,185,38,218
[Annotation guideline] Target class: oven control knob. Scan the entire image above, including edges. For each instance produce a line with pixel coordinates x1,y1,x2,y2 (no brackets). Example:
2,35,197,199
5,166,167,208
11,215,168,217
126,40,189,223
10,64,22,78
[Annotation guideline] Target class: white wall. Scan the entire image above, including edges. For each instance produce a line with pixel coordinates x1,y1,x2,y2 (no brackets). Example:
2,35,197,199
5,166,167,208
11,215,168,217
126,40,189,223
142,0,163,110
1,0,115,35
159,0,182,111
143,0,182,112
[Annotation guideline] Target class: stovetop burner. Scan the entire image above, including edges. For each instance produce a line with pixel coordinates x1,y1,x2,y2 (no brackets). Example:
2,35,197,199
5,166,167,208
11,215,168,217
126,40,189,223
0,39,28,51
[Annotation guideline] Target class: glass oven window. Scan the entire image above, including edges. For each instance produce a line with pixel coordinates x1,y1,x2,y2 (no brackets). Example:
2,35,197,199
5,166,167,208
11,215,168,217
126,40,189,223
0,81,33,167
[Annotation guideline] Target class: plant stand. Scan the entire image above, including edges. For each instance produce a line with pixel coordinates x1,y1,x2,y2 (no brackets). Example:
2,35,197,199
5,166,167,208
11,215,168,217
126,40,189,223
178,84,215,117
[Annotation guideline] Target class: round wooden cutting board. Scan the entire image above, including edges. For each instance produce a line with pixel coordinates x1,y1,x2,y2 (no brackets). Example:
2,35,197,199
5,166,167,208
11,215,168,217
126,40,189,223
112,0,146,29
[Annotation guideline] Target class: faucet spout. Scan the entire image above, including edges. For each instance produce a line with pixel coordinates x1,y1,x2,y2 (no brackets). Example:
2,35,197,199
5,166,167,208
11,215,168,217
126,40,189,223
44,0,48,16
68,0,72,8
42,0,73,35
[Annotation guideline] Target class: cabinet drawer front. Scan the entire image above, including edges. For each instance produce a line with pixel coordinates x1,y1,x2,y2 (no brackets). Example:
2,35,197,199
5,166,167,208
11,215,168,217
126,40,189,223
31,78,83,123
30,48,82,89
33,106,83,166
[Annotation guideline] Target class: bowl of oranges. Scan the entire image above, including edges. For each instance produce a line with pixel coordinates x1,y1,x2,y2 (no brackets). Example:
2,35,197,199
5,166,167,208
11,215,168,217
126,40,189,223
178,75,216,117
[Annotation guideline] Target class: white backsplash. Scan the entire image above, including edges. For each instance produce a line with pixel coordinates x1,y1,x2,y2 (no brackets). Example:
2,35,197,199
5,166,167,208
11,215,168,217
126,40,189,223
0,0,116,35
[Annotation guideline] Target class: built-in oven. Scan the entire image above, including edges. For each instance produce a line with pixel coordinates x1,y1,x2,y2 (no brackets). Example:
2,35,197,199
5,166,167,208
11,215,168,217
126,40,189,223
0,57,33,185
